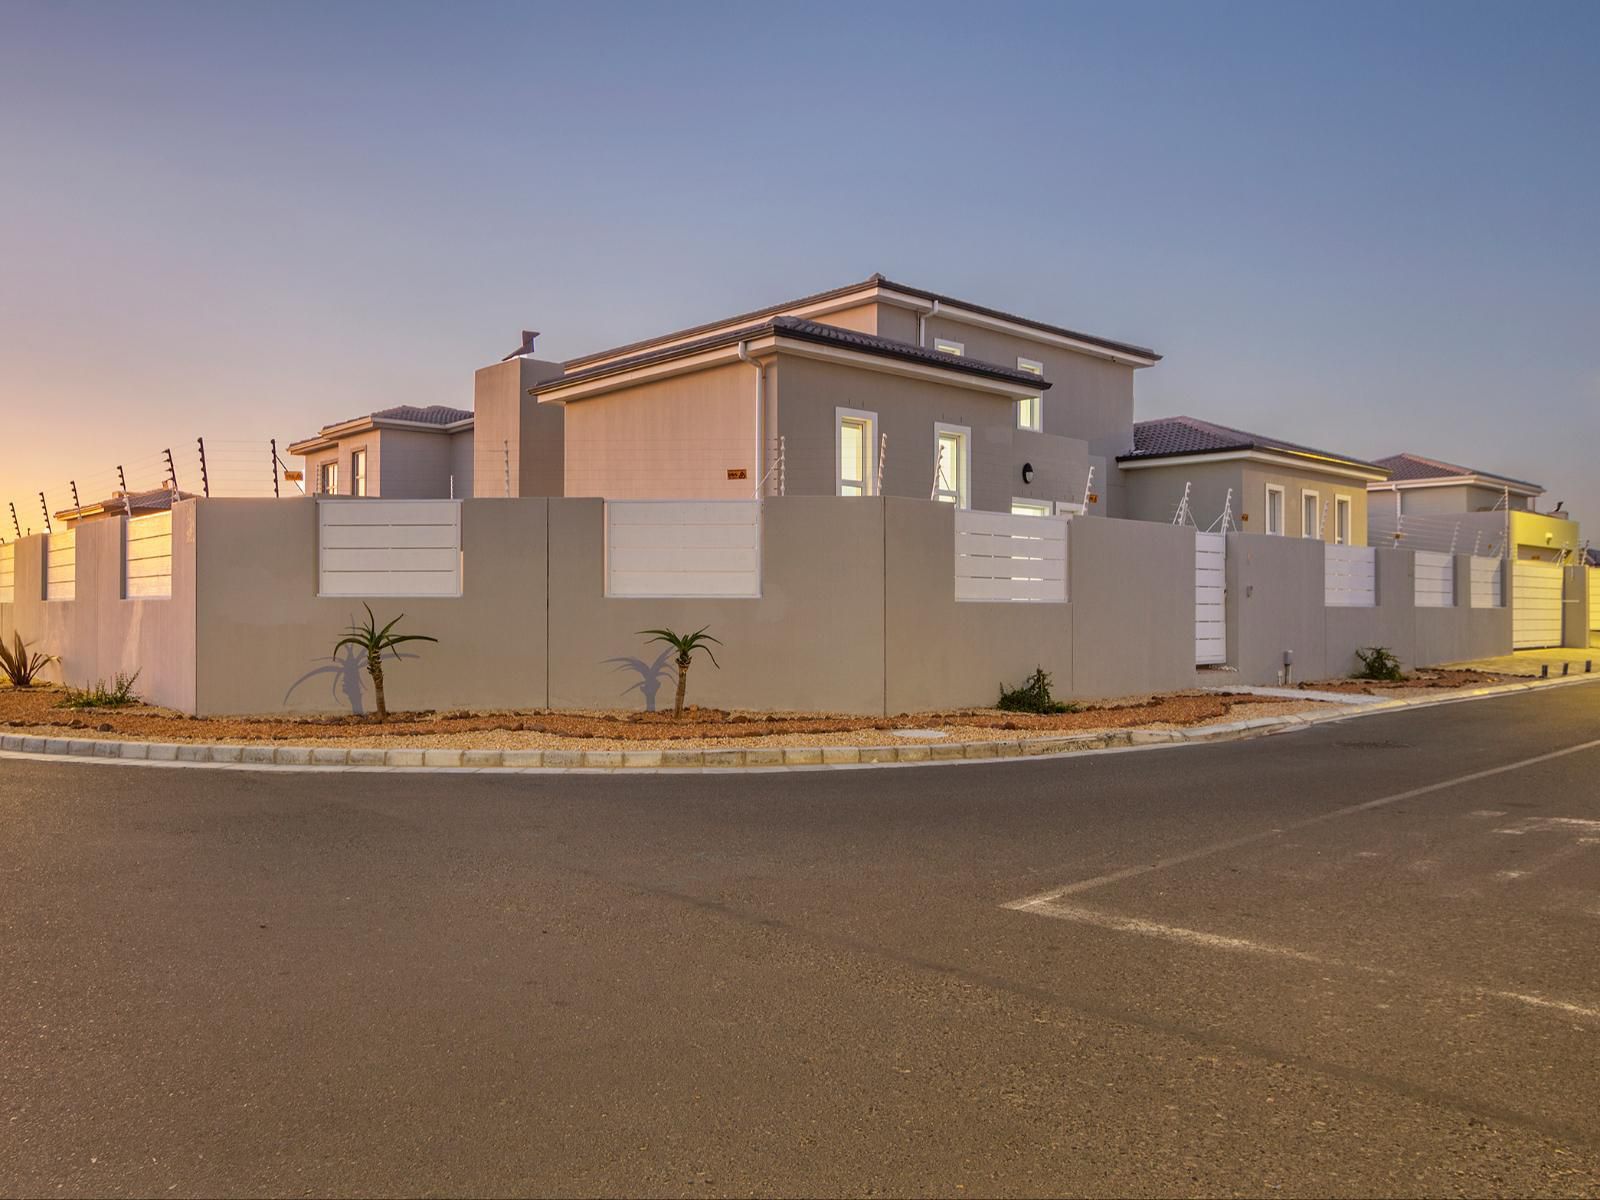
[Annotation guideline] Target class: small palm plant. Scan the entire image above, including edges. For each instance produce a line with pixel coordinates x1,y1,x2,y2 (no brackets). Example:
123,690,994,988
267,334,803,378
333,604,437,721
639,625,722,718
0,632,56,688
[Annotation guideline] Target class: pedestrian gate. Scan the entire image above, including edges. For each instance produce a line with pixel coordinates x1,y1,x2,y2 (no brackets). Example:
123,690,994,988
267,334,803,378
1195,531,1226,665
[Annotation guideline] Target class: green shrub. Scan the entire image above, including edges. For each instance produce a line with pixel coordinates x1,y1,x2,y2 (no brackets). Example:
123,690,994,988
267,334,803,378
58,670,142,709
998,666,1077,714
1352,646,1405,682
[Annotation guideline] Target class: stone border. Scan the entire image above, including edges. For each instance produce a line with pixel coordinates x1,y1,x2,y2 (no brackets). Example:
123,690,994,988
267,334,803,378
1,675,1595,773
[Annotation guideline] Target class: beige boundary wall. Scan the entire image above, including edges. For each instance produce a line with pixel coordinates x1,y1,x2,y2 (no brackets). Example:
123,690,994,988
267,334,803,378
0,497,1522,718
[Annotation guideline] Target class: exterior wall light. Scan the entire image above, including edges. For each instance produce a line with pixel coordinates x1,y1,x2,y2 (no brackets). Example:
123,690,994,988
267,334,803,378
1021,462,1035,485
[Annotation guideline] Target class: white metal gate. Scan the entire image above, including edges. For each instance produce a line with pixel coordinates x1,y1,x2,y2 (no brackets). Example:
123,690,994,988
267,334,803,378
1511,559,1563,649
606,500,761,598
1195,531,1226,665
1590,567,1600,633
953,509,1067,603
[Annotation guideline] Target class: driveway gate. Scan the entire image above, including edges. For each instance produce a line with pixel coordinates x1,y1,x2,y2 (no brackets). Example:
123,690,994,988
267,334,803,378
1511,559,1563,649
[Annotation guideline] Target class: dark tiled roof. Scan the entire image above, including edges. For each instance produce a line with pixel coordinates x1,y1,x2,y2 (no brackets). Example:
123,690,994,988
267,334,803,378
1118,416,1387,475
371,404,473,426
563,273,1159,369
536,315,1054,395
1372,453,1542,492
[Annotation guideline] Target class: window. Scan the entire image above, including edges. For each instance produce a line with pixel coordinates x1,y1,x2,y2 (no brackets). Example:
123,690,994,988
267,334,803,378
1301,489,1320,539
933,422,971,509
1011,499,1053,517
319,460,339,496
1264,484,1285,536
1015,358,1043,431
933,338,964,357
1335,495,1353,545
351,449,367,497
835,407,877,497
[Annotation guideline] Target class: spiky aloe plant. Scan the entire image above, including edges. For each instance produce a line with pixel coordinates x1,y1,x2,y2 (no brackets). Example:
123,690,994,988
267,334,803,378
333,604,437,721
0,632,56,688
639,625,722,719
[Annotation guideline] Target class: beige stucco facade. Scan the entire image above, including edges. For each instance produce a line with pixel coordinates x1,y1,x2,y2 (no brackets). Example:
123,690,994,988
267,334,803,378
1120,457,1376,544
472,357,566,497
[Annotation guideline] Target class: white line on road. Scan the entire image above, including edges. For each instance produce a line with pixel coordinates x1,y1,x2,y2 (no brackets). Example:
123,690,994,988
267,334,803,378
1007,737,1600,907
1020,900,1600,1023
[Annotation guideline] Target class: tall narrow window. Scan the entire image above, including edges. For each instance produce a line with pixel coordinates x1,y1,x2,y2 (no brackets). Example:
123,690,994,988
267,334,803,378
933,423,971,509
351,449,367,497
933,338,964,357
319,461,339,496
835,407,877,497
1301,489,1320,538
1015,358,1043,432
1264,485,1285,536
1335,495,1352,545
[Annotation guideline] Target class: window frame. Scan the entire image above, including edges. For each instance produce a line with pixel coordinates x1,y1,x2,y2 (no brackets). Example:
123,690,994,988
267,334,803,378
319,460,339,496
933,338,965,357
350,447,368,498
932,421,972,510
1010,498,1053,518
1334,495,1353,545
1300,488,1320,539
1264,484,1286,536
1015,357,1043,432
834,407,878,497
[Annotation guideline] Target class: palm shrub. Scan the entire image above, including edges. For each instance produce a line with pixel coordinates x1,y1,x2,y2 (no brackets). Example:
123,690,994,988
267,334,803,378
998,665,1076,714
333,604,437,721
0,632,56,688
639,625,722,718
1353,646,1404,682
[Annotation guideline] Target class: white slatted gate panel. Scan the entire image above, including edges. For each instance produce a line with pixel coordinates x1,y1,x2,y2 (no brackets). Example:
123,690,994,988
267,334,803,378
954,510,1067,603
607,501,761,598
1324,544,1376,608
1412,550,1454,609
124,512,173,599
45,531,76,601
1469,556,1503,608
1590,567,1600,632
318,500,462,597
1195,531,1226,664
1511,559,1563,649
0,541,13,605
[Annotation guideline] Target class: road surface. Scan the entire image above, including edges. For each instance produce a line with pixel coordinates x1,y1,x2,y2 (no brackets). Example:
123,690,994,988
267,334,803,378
3,683,1599,1196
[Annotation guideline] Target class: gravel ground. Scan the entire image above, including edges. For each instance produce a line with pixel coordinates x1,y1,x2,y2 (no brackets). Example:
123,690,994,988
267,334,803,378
1298,668,1510,701
0,686,1344,750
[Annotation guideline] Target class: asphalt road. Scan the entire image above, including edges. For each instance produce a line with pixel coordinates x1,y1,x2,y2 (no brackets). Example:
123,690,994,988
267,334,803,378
3,684,1599,1198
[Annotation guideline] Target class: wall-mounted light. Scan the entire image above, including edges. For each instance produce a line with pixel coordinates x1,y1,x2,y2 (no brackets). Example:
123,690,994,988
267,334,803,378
1021,462,1034,485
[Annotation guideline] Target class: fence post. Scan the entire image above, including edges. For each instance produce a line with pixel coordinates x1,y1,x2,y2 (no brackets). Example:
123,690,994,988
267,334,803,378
197,437,210,498
69,480,81,517
164,448,178,491
9,501,21,538
270,439,280,498
39,492,51,534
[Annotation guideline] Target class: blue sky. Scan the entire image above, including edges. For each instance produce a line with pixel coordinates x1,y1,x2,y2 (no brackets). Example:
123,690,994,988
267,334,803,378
2,0,1596,524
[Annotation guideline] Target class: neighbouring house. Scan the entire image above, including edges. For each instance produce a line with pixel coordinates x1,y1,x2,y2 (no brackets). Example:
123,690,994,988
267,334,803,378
1116,416,1389,543
289,404,476,499
1366,453,1581,562
54,483,194,527
531,273,1161,515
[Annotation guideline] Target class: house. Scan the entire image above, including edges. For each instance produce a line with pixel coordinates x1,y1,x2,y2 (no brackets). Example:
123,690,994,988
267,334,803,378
531,274,1161,515
1116,416,1389,543
54,483,195,527
1366,453,1581,562
289,404,476,498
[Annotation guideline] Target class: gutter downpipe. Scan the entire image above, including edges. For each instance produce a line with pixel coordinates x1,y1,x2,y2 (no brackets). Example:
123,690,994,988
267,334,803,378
916,299,941,349
737,341,764,499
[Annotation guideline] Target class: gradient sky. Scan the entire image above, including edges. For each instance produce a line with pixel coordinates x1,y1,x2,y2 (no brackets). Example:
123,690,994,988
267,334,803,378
2,1,1596,527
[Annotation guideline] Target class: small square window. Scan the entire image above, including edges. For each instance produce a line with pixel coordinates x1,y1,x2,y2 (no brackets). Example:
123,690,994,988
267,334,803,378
933,338,964,357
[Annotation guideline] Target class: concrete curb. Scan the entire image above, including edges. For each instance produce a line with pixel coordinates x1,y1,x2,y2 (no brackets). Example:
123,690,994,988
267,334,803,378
1,673,1595,774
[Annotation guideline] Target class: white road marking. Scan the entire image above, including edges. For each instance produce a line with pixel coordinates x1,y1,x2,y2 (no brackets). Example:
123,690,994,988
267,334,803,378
1008,738,1600,907
1020,900,1600,1023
